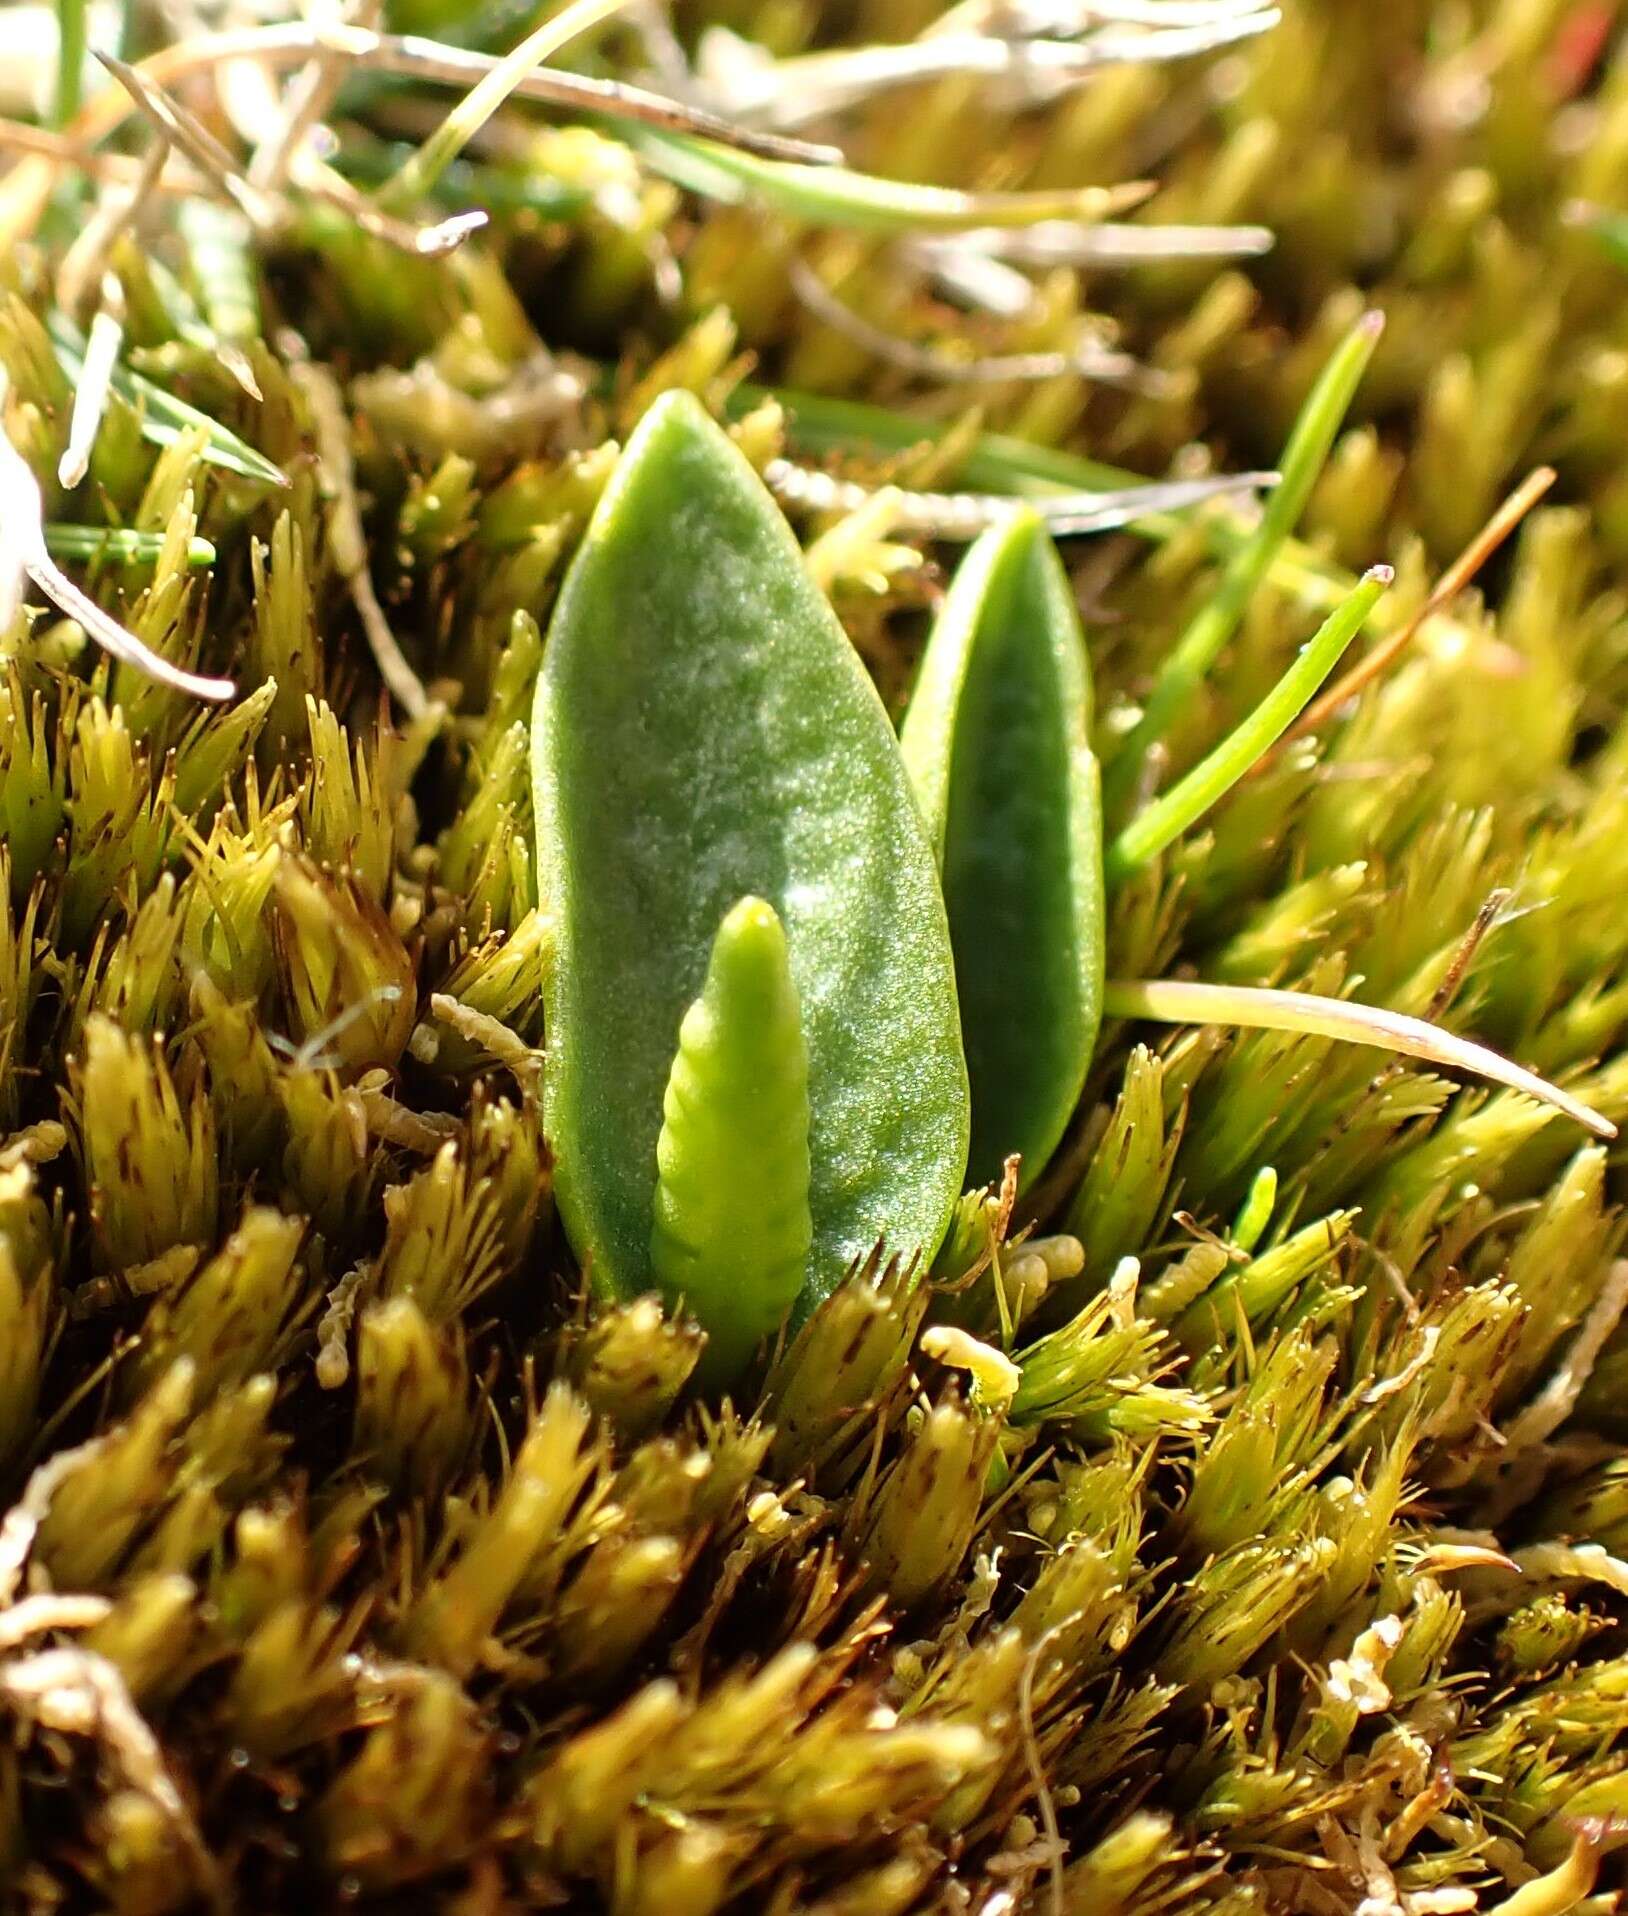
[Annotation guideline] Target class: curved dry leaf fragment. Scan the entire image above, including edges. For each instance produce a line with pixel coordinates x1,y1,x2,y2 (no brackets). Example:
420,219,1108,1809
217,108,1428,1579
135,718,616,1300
0,391,235,701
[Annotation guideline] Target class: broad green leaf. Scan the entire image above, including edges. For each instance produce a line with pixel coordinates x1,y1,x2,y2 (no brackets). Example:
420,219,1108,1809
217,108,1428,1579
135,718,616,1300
651,896,813,1384
533,390,968,1312
901,509,1103,1190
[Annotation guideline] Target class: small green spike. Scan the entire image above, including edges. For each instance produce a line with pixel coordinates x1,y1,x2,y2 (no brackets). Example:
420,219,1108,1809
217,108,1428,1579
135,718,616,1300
651,897,813,1386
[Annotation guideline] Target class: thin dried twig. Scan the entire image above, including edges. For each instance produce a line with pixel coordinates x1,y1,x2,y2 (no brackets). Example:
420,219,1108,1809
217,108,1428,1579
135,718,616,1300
57,273,125,490
912,218,1275,267
0,1647,223,1909
0,376,235,701
287,355,432,720
316,1265,368,1390
428,994,544,1094
246,0,380,193
699,12,1280,128
0,1593,112,1654
1502,1259,1628,1453
302,159,489,256
0,1438,113,1606
377,0,640,208
787,254,1169,393
56,133,170,318
765,458,1276,539
211,39,488,258
930,0,1273,34
63,22,843,168
93,50,281,230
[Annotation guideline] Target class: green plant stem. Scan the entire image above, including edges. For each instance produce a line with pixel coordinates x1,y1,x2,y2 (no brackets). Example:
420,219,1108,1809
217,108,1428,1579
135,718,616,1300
43,524,216,567
54,0,89,128
1103,310,1384,811
1105,567,1390,882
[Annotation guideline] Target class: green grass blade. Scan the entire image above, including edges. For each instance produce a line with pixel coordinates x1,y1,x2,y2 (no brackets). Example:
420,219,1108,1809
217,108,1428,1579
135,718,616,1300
1103,309,1384,809
1106,566,1390,882
47,313,287,489
334,144,590,220
635,129,1144,233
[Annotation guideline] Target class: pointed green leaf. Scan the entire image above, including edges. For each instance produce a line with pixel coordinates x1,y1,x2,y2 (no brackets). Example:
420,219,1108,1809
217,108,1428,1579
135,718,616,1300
901,509,1103,1189
533,390,968,1312
651,896,813,1384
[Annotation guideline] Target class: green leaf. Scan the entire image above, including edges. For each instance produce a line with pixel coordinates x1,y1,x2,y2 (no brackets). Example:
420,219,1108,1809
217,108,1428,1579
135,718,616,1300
901,509,1103,1189
533,390,968,1314
651,896,813,1384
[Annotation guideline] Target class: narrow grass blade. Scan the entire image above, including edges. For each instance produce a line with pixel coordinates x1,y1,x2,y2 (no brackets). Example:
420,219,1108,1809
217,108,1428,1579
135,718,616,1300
767,459,1276,539
1102,978,1616,1140
635,129,1151,233
29,551,236,701
917,219,1275,265
333,145,590,220
331,26,844,166
710,14,1279,128
48,312,287,488
1262,466,1556,767
1103,310,1384,809
1106,566,1391,881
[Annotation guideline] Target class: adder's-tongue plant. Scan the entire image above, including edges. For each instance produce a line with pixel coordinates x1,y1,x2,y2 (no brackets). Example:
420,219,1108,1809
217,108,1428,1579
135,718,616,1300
536,380,1611,1383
